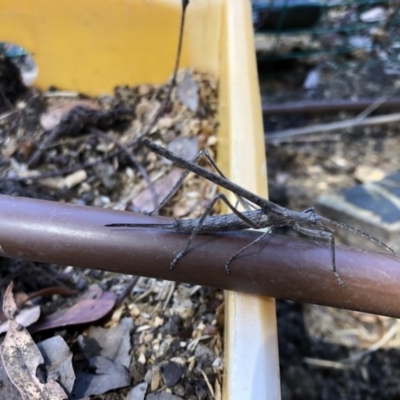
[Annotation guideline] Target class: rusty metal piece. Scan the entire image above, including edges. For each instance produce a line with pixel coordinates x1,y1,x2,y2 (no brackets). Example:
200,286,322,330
1,194,400,317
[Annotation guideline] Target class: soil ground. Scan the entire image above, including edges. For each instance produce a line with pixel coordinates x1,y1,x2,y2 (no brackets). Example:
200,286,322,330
261,59,400,399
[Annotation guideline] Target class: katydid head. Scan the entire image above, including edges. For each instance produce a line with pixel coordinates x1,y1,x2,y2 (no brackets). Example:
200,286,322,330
303,207,320,224
302,208,335,232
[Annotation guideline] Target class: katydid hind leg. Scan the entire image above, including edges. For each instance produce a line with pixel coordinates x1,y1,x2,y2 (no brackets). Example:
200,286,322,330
225,230,271,274
169,193,262,270
294,224,345,287
147,148,254,215
198,150,255,211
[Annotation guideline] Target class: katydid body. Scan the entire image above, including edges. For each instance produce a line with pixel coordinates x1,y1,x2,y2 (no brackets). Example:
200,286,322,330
109,209,267,233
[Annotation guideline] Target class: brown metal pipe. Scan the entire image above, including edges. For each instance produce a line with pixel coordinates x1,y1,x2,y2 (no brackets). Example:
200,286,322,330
1,194,400,317
263,98,400,115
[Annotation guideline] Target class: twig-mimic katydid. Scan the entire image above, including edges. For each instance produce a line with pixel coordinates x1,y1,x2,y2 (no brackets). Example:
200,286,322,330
106,0,398,286
107,138,399,287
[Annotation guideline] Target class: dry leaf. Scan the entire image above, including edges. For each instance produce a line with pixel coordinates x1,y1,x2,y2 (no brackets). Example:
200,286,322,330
167,137,199,164
78,317,133,368
0,347,25,400
177,71,199,111
30,285,116,333
72,356,131,398
129,169,182,212
0,282,67,400
0,292,40,334
0,305,40,334
72,317,134,397
126,382,148,400
37,336,75,395
161,361,182,387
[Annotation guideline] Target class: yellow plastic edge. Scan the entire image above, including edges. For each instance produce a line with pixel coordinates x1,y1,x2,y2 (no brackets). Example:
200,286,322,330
218,1,281,399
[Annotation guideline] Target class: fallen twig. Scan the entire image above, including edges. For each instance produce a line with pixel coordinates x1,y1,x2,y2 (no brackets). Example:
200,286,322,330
263,98,400,115
115,276,140,308
27,105,133,168
266,112,400,143
304,320,400,367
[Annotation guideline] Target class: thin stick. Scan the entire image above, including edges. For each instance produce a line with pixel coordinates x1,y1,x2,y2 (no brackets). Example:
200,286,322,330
266,112,400,143
115,275,140,308
262,98,400,115
127,0,190,148
355,87,400,121
90,128,158,211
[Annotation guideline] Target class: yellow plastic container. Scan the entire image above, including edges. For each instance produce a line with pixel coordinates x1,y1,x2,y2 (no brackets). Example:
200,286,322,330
0,0,223,95
0,0,280,398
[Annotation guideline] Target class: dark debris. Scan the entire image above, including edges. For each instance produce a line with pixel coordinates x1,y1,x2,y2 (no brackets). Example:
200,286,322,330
0,70,222,399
